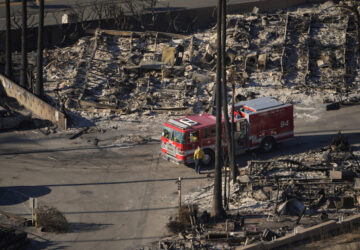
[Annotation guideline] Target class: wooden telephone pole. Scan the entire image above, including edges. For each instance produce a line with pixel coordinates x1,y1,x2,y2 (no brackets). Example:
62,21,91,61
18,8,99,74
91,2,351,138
211,0,226,219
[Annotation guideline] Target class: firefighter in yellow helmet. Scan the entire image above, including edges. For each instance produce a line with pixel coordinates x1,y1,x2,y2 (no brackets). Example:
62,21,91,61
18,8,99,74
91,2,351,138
193,145,204,174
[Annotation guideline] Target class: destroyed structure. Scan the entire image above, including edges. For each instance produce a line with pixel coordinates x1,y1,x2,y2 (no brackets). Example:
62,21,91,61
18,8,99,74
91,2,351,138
1,1,360,249
156,134,360,249
39,1,360,129
0,210,29,249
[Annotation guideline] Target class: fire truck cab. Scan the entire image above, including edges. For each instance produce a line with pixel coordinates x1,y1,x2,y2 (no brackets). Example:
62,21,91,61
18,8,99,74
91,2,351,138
161,113,218,166
161,97,294,165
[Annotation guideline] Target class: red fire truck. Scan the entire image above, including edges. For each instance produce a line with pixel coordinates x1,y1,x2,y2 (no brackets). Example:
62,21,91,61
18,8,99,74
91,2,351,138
161,97,294,165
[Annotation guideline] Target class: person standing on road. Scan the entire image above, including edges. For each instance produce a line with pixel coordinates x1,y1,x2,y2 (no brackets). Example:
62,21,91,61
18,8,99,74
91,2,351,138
194,145,204,174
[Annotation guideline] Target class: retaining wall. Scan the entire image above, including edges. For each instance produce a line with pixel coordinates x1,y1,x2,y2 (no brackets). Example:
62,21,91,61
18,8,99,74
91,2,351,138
0,74,67,130
238,214,360,250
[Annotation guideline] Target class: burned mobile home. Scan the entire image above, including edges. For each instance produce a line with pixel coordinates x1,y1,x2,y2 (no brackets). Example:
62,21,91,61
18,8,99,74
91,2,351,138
157,133,360,249
38,1,359,130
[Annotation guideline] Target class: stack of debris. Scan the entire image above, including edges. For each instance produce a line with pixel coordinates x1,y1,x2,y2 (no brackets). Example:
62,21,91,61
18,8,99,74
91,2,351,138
160,205,246,249
182,140,360,215
0,211,29,249
234,149,359,214
307,15,348,88
0,226,28,249
40,1,360,129
0,98,29,130
159,134,360,248
231,134,359,216
45,30,198,123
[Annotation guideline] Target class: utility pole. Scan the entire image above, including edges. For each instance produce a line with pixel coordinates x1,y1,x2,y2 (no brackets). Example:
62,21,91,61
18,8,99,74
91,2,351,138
5,0,12,79
221,0,231,210
220,0,235,183
211,0,225,219
35,0,44,97
176,177,182,217
20,0,28,88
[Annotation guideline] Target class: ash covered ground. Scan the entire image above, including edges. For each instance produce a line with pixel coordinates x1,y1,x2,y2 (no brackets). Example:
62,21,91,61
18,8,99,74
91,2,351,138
2,1,360,249
41,1,359,136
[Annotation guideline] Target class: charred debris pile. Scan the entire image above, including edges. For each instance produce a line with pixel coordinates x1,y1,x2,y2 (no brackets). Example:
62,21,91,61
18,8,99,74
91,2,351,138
0,211,29,249
42,2,360,128
0,95,50,130
156,133,360,249
232,134,359,216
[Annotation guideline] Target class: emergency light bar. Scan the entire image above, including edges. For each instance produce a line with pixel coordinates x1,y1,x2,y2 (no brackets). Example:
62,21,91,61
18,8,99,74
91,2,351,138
179,118,198,127
168,119,189,129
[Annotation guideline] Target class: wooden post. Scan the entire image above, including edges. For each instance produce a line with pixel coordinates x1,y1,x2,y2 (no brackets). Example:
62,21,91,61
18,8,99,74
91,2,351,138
231,68,238,183
227,164,230,208
274,178,280,213
153,32,158,60
177,177,182,214
224,163,227,210
29,197,37,225
129,32,133,52
189,36,194,63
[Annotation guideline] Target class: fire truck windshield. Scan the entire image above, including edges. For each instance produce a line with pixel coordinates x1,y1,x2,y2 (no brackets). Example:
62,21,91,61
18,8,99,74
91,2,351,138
162,126,185,144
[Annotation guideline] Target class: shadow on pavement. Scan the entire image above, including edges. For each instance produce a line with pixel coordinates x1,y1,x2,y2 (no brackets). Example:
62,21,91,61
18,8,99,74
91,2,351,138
0,144,133,156
70,222,113,233
0,185,51,206
42,176,208,188
59,235,163,243
63,206,178,215
27,239,65,250
0,134,35,144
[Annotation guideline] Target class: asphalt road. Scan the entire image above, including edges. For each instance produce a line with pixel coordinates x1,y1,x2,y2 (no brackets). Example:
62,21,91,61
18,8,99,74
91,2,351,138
0,105,359,249
0,126,213,249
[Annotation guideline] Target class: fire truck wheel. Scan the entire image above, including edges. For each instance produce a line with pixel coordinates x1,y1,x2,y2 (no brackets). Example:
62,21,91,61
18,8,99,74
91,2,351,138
261,137,275,153
202,149,214,166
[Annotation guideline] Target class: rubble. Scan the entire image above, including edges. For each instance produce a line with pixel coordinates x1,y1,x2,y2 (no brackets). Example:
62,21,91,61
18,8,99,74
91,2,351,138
231,146,359,215
156,134,360,248
0,225,28,249
1,1,359,249
36,1,358,129
0,96,49,130
0,211,29,249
